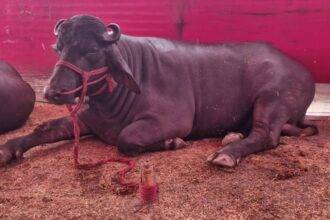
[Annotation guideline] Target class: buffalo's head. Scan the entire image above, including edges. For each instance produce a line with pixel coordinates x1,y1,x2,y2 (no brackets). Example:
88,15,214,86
44,15,140,104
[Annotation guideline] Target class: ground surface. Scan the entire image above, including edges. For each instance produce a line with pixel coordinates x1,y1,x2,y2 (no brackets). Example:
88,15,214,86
0,103,329,219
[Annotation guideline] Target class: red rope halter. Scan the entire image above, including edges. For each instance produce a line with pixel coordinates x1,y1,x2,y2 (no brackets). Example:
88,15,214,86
56,60,138,190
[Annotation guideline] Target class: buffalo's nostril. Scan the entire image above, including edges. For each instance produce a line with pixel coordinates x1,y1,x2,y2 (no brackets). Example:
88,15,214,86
43,86,62,101
52,93,61,100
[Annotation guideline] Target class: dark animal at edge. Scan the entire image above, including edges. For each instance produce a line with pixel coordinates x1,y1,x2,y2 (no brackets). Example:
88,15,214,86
0,15,317,168
0,60,35,134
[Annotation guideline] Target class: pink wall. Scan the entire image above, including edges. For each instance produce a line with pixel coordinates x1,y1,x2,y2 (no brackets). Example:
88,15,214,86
0,0,329,82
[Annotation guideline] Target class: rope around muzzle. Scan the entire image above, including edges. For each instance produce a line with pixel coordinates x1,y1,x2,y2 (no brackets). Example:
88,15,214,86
56,60,139,190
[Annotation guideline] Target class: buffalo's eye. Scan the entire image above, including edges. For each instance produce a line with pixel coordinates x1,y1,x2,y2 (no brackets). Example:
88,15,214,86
85,51,102,63
81,45,99,54
86,51,99,56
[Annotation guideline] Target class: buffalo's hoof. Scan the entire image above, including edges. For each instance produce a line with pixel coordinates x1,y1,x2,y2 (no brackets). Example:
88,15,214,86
164,137,188,150
207,151,240,168
300,127,317,137
0,145,22,167
221,132,244,146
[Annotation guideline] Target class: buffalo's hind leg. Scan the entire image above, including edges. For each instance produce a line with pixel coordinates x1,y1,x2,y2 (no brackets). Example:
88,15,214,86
281,122,318,137
0,117,91,166
208,92,292,167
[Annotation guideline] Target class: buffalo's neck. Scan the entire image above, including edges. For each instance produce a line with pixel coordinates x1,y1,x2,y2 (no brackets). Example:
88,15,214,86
87,36,143,124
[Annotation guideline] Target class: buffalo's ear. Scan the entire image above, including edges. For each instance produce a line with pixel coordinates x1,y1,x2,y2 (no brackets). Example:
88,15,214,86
54,19,66,36
106,45,141,94
102,23,121,43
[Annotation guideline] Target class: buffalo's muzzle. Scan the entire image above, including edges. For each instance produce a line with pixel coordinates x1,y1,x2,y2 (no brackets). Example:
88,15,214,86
43,85,74,104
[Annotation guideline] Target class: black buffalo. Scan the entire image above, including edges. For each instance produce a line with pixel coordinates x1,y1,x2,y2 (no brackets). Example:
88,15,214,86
0,15,317,167
0,60,35,134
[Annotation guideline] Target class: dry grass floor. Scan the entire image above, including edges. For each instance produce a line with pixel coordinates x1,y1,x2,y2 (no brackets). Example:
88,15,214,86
0,103,329,219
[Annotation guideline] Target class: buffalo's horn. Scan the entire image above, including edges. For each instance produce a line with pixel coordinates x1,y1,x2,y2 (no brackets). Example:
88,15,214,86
53,19,66,36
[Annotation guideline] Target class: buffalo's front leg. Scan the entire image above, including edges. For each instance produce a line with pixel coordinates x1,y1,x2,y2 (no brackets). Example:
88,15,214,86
0,117,91,166
117,118,191,155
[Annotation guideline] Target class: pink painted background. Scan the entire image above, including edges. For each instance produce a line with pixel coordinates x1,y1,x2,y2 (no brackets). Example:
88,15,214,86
0,0,329,82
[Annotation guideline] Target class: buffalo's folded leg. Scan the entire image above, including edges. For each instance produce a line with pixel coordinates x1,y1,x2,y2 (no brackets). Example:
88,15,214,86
120,137,188,155
0,117,91,166
132,137,188,154
117,118,191,155
208,93,291,168
122,137,187,155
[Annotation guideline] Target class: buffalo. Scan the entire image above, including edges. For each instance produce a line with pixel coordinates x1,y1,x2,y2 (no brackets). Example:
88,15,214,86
0,60,35,134
0,15,317,167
